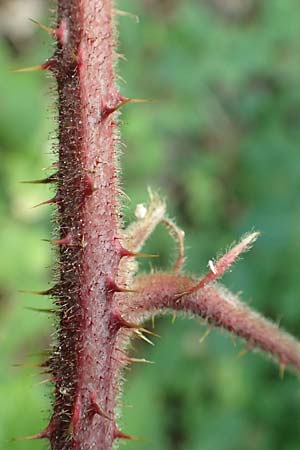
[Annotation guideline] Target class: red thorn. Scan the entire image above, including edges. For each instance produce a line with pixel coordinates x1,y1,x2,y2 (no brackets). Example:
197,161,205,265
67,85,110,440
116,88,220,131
32,196,59,208
19,286,56,296
20,173,58,184
115,240,158,259
114,427,146,442
105,276,137,294
29,18,69,46
100,93,127,119
101,104,119,120
89,392,112,420
42,58,57,71
12,58,56,73
12,419,54,441
109,312,159,338
110,312,134,333
40,359,50,367
101,94,153,120
44,232,74,247
114,429,135,440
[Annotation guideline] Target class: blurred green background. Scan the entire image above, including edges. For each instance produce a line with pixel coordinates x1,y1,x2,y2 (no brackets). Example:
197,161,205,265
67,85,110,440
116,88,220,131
1,0,300,449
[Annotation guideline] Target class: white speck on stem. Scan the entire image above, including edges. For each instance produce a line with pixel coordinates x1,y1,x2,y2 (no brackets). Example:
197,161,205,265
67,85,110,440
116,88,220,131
135,203,147,219
208,259,217,274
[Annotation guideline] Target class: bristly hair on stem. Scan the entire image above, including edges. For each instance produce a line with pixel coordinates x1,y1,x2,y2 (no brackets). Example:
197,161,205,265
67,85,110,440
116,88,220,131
15,1,300,450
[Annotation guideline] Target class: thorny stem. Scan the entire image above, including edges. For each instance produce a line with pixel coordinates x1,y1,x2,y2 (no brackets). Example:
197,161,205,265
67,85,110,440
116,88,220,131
20,1,300,449
50,1,125,449
131,274,300,372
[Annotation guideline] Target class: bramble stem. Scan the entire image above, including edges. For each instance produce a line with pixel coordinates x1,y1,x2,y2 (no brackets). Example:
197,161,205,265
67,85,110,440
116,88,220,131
132,273,300,372
30,1,300,449
50,1,124,449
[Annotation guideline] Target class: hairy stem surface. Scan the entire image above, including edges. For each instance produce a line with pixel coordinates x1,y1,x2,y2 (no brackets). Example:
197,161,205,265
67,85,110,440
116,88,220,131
132,274,300,371
50,1,124,449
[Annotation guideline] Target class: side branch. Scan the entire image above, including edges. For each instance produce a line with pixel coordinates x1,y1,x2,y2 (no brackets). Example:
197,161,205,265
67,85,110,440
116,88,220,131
131,273,300,372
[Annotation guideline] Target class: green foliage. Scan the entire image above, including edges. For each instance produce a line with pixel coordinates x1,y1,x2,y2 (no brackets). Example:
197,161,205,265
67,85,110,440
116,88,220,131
1,0,300,448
